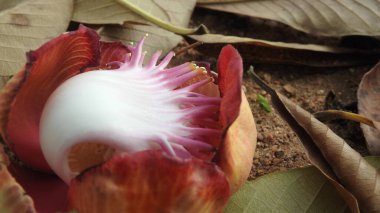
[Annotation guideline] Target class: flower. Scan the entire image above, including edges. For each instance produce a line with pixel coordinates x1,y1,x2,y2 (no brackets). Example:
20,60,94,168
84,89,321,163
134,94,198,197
0,26,257,212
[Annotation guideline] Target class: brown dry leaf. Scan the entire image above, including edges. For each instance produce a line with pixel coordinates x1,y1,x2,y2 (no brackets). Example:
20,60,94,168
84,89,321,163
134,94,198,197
314,110,376,128
187,34,380,67
251,69,380,212
197,0,247,3
200,0,380,37
99,23,182,61
0,144,36,212
358,61,380,155
0,0,73,81
73,0,195,27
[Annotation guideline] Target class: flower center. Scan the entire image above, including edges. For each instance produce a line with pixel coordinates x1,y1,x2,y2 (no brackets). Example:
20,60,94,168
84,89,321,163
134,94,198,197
40,37,222,182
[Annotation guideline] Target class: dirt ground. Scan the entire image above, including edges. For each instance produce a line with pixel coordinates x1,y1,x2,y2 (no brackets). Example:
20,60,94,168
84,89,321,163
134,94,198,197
244,66,370,179
181,8,373,179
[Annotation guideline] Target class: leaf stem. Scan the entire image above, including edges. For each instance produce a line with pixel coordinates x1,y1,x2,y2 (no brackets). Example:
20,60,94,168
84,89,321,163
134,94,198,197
314,110,376,128
115,0,198,35
175,41,203,55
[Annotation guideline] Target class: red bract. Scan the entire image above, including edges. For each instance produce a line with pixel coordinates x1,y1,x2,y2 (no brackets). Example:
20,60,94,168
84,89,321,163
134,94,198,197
0,26,257,212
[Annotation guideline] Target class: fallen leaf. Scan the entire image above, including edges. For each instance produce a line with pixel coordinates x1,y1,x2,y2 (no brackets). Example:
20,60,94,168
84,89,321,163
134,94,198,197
73,0,198,34
197,0,245,3
0,0,73,81
225,156,380,213
358,61,380,154
200,0,380,37
99,23,182,61
187,34,380,67
314,109,375,128
251,68,380,212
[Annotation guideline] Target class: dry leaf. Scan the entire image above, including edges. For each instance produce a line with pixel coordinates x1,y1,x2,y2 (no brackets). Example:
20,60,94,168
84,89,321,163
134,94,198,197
200,0,380,37
0,0,73,80
358,61,380,155
73,0,195,27
226,156,380,213
251,69,380,212
187,34,380,67
197,0,246,3
314,110,375,128
99,23,182,61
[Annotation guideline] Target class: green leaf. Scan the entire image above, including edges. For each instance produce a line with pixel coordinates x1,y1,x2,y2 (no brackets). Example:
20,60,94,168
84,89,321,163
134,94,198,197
225,156,380,213
257,94,271,113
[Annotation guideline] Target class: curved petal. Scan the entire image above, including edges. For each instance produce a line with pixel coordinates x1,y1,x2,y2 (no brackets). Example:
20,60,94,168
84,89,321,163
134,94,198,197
215,45,257,193
0,144,36,213
0,25,100,172
99,41,129,68
8,164,67,213
217,93,257,193
68,150,230,213
84,41,130,71
217,45,242,128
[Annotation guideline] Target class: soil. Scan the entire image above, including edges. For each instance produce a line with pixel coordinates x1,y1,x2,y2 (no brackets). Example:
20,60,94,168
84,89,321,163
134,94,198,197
174,8,374,180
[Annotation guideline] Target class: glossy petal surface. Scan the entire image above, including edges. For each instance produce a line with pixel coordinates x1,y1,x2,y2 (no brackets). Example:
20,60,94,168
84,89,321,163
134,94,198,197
215,45,257,193
0,144,36,213
3,26,100,172
8,164,67,213
69,150,230,213
218,45,242,128
217,93,256,193
85,41,130,71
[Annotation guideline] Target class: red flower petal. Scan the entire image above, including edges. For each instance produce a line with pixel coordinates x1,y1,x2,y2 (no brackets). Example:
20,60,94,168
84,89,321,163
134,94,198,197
0,144,36,213
2,26,100,172
8,164,67,213
84,41,130,72
217,45,243,129
99,41,129,68
216,93,257,193
69,150,230,213
215,45,257,193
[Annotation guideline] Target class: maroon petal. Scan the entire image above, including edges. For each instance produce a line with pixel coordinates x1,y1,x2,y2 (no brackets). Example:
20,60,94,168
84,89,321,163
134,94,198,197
68,150,230,213
99,41,129,68
217,45,243,129
0,144,36,213
1,25,100,172
8,164,67,213
84,41,130,71
215,45,257,193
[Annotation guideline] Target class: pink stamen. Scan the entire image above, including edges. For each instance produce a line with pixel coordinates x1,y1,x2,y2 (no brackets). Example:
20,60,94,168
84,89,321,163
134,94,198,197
145,51,162,70
165,70,203,89
181,105,220,117
169,134,215,152
157,63,194,79
176,78,213,93
156,135,176,156
155,51,175,71
176,96,221,106
138,51,146,67
108,37,222,159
